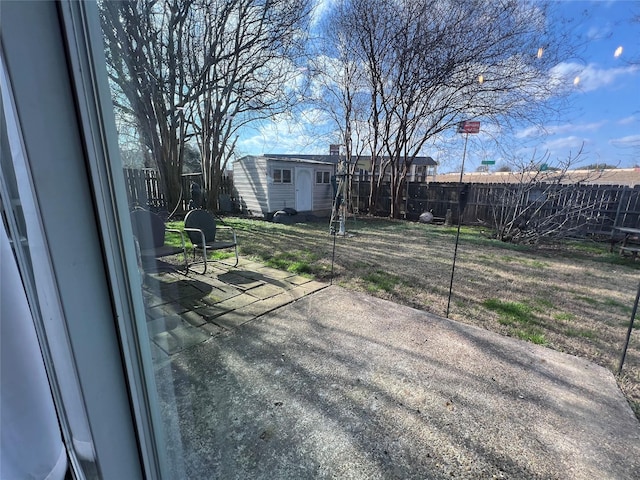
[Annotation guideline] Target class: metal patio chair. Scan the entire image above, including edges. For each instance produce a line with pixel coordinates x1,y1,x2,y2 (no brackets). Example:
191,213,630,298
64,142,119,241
183,209,238,274
130,208,187,273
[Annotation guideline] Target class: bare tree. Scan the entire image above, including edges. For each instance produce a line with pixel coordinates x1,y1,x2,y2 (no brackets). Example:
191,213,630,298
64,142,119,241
488,146,608,244
308,11,372,213
100,0,194,212
320,0,577,218
100,0,310,212
184,0,311,211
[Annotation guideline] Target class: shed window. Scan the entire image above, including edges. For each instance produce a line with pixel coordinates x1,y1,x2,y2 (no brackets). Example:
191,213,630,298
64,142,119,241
273,168,291,184
316,171,330,184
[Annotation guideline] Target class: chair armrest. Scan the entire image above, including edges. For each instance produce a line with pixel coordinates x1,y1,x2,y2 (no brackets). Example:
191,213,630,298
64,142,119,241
183,227,206,247
216,225,237,245
166,228,186,251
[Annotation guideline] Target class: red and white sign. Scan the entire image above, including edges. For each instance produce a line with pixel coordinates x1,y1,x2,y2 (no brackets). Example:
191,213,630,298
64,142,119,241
457,121,480,134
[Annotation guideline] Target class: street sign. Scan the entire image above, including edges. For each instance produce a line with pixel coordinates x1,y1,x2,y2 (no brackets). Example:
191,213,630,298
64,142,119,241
481,160,495,165
457,120,480,134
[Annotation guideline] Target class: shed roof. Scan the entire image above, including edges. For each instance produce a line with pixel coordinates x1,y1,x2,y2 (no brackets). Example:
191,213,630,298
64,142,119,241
238,153,437,166
236,154,335,166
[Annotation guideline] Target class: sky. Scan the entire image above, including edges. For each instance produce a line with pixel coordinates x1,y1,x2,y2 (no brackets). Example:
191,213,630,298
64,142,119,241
234,1,640,173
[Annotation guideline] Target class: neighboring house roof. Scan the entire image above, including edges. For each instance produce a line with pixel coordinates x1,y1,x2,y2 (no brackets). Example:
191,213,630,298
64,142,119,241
239,153,437,166
434,168,640,186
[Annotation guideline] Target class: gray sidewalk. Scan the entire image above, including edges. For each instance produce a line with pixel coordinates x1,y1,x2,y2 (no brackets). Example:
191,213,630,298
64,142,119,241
146,263,640,479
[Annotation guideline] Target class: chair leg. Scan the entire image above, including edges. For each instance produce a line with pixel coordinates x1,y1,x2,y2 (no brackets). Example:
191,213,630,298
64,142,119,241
186,246,207,275
188,246,238,272
210,246,238,268
201,246,208,274
232,245,239,267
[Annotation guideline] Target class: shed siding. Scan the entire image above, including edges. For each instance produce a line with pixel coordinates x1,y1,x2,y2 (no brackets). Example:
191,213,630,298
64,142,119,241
235,156,336,217
313,167,334,214
234,156,269,216
267,160,296,212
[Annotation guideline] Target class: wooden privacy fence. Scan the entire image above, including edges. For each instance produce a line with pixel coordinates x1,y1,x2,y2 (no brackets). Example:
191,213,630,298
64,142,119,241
351,180,640,236
123,168,166,210
124,168,640,237
123,169,235,212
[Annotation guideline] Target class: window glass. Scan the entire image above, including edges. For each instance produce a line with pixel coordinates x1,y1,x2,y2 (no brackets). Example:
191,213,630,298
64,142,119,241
317,171,330,184
273,168,292,184
89,0,640,477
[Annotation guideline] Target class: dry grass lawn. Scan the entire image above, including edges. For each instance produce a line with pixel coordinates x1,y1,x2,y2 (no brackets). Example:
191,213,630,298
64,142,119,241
177,215,640,417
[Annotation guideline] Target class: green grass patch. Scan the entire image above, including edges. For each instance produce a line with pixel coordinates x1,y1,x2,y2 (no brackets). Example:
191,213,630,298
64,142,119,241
262,250,319,276
208,250,236,261
565,240,611,255
483,298,534,323
526,259,549,269
591,252,640,268
362,270,403,293
553,312,576,322
514,329,546,344
564,327,597,339
534,298,555,310
603,298,634,314
498,256,548,269
483,298,545,344
574,295,599,306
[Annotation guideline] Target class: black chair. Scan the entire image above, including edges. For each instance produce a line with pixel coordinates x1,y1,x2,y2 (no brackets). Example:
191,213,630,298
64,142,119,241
130,209,187,272
184,210,238,274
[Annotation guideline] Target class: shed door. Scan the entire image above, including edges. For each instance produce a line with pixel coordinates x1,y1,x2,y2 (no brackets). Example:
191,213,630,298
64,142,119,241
295,167,313,211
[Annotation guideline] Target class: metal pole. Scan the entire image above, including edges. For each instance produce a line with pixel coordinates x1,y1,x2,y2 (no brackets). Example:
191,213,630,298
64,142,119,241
446,133,469,318
617,280,640,374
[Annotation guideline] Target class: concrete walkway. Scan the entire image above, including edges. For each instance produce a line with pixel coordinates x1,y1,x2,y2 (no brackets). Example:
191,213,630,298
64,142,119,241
145,261,640,479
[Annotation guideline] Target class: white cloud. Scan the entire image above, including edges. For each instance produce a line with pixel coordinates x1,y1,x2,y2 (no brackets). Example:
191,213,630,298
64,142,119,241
543,135,588,152
516,121,607,139
550,62,639,93
586,24,612,41
310,0,335,28
235,110,335,156
610,134,640,147
618,115,638,125
515,126,542,139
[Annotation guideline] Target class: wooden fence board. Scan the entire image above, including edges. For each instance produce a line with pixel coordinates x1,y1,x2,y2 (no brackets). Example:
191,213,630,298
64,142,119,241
352,180,640,236
124,169,640,237
124,169,235,212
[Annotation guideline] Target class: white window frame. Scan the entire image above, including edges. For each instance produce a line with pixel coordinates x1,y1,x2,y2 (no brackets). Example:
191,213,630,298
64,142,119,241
2,1,168,478
273,167,292,184
316,170,330,184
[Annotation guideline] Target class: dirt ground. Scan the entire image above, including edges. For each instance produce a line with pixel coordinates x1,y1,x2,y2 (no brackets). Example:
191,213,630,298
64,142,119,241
227,216,640,418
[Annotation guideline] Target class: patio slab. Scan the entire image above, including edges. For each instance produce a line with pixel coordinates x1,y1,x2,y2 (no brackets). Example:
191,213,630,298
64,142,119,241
150,318,210,355
246,283,290,300
158,286,640,479
142,264,323,354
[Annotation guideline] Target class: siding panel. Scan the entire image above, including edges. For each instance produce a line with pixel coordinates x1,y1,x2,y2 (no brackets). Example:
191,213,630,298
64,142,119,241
268,160,296,212
234,156,269,216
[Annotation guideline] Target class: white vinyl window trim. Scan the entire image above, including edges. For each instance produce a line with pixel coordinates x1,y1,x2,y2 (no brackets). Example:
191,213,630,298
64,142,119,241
1,56,68,480
273,168,292,183
1,1,171,478
58,1,177,478
0,48,94,475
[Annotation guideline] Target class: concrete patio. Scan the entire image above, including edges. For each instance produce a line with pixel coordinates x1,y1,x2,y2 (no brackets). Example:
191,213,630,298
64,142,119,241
143,260,640,479
142,258,327,365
